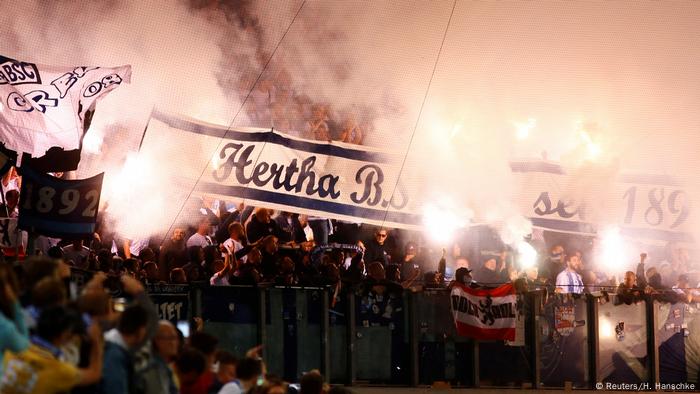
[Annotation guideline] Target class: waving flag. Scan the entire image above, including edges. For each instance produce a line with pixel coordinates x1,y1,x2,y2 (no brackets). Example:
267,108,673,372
450,283,518,340
0,55,130,159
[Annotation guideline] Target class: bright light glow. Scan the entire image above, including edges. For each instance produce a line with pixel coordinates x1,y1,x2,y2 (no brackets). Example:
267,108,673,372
450,122,463,139
83,130,104,154
598,226,626,271
578,127,602,159
102,151,166,238
422,199,471,244
514,118,536,140
517,240,538,269
599,316,614,340
211,152,220,170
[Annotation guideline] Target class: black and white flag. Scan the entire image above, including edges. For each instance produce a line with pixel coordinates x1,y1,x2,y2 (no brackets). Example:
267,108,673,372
0,55,130,159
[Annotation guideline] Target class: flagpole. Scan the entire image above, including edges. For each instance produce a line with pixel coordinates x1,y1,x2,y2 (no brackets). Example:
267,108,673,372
138,106,155,153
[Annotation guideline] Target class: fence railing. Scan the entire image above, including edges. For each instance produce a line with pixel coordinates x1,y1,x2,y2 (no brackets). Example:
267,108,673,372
76,271,699,389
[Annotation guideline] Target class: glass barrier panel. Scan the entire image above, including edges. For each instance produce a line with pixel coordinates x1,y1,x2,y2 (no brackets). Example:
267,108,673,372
354,283,408,384
539,294,589,388
598,296,648,384
414,289,472,386
329,288,348,383
200,286,259,356
656,300,700,385
477,292,531,388
265,287,325,382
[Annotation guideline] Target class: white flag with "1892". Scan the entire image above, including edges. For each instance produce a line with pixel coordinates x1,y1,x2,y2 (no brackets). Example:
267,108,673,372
0,55,131,157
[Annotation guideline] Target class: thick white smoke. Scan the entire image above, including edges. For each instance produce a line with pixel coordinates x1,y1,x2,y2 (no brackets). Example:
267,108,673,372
2,0,700,264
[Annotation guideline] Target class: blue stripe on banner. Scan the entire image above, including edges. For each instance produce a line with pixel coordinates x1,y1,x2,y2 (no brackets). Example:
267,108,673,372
510,161,566,175
617,173,680,186
18,215,96,236
529,217,596,234
530,217,693,242
510,161,680,186
152,110,392,164
619,227,694,243
198,182,423,226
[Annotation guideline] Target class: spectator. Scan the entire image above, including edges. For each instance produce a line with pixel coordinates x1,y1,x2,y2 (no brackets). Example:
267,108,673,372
274,212,305,244
188,218,214,249
139,321,179,394
361,229,391,267
222,222,247,264
61,239,90,267
182,332,218,394
143,261,160,284
170,267,188,284
260,376,287,394
0,189,19,218
308,104,331,141
275,256,298,286
246,208,280,244
555,253,584,294
159,228,188,281
259,236,279,281
209,350,238,393
0,263,28,375
0,305,104,393
100,276,157,394
175,347,207,393
299,370,325,394
615,271,644,305
472,257,503,286
542,244,565,284
218,357,263,394
211,253,237,286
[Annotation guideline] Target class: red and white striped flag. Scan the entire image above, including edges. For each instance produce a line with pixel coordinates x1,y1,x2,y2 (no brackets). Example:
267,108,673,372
450,283,518,341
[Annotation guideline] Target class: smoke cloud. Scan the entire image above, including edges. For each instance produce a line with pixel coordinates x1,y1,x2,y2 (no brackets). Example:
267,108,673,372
3,0,700,266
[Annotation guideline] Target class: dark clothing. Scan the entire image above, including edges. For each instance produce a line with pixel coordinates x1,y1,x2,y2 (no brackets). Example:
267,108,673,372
363,240,390,266
246,215,281,244
214,210,242,244
260,250,279,280
159,239,187,281
274,214,306,244
615,284,644,305
472,266,504,286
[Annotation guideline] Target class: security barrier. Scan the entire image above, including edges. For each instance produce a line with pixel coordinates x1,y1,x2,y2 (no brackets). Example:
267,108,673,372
80,274,699,389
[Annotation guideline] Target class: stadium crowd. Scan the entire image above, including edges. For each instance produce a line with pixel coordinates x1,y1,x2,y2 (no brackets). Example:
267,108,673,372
1,165,698,394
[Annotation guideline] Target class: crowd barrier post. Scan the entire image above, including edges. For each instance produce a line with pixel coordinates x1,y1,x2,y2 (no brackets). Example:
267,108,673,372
471,339,480,388
257,287,267,359
526,290,542,389
645,296,659,386
191,284,202,320
586,293,600,388
345,290,357,386
408,291,420,387
321,287,331,383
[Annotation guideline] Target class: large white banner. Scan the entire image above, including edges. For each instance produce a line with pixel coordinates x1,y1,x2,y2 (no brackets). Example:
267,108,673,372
511,161,694,244
0,55,131,157
142,111,420,229
142,112,696,244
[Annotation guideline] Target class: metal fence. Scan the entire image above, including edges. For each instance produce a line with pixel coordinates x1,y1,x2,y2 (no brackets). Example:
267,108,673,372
131,281,700,388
